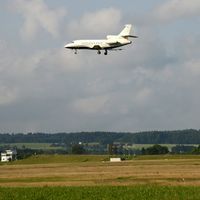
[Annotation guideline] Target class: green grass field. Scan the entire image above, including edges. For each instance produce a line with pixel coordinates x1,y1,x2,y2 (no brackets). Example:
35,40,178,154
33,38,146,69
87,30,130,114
11,154,109,165
0,186,200,200
5,154,200,165
1,154,199,166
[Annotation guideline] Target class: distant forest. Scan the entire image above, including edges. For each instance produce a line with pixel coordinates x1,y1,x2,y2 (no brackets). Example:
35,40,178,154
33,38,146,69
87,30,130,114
1,129,200,144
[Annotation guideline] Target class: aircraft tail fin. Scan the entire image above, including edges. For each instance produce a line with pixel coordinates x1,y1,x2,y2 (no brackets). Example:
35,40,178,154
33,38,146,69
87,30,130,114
119,24,138,39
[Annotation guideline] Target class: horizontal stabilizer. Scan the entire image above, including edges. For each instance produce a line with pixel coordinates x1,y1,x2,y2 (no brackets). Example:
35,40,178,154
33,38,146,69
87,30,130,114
127,35,138,38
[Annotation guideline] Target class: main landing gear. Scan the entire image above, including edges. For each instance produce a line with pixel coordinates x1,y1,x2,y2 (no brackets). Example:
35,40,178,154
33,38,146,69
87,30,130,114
73,49,108,55
97,50,108,55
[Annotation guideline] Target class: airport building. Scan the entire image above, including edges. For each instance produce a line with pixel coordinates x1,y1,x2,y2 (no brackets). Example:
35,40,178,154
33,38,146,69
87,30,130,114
1,149,17,162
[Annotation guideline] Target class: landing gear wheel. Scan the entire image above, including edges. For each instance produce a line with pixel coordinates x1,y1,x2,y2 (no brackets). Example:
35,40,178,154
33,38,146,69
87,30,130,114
104,50,108,55
74,50,77,54
97,50,101,55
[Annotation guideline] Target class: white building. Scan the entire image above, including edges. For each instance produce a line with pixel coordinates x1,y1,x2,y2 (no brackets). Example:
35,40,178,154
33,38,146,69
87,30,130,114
110,158,121,162
1,150,17,162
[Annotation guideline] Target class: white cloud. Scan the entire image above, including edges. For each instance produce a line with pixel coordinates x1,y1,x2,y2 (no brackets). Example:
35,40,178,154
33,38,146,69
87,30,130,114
0,86,17,105
67,8,122,38
1,30,200,131
188,60,200,75
72,95,109,114
134,88,153,105
47,49,85,72
11,0,66,40
153,0,200,22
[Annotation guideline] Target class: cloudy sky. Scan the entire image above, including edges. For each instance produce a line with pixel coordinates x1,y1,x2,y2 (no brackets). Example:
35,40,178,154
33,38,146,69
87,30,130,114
0,0,200,133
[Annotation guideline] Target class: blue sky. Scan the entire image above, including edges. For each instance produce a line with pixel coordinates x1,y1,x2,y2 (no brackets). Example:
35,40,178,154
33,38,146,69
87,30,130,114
0,0,200,133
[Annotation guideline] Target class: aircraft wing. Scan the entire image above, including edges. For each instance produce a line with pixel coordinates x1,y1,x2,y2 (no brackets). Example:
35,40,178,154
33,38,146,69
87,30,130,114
109,48,123,51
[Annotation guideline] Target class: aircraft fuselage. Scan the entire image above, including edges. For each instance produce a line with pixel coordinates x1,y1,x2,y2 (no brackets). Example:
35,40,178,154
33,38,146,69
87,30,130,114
65,39,131,50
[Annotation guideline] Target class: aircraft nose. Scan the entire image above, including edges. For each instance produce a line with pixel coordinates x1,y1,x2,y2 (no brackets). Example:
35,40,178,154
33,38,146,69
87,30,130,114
64,43,74,48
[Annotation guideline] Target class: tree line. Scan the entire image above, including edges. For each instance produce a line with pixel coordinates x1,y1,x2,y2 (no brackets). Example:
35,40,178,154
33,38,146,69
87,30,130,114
1,129,200,144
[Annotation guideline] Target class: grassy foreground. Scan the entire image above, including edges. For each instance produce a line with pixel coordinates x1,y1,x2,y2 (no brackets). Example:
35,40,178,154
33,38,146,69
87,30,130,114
0,186,200,200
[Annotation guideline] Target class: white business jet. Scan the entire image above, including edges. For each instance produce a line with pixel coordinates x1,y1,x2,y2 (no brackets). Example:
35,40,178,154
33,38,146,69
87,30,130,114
64,24,137,55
